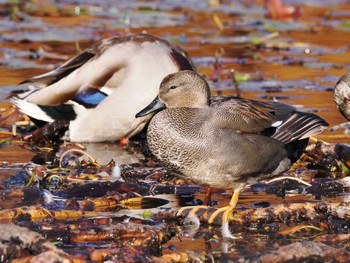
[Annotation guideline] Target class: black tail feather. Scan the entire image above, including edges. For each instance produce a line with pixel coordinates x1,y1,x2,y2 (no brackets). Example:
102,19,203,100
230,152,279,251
39,104,77,121
271,111,328,144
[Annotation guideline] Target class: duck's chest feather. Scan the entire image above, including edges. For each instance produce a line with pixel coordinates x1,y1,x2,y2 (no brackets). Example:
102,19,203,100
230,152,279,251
147,109,208,167
147,108,290,188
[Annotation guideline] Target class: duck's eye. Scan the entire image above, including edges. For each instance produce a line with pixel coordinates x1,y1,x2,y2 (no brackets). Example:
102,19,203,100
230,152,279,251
170,85,177,90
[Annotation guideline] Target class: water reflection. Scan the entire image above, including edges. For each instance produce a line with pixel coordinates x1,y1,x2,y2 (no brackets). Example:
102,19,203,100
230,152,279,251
83,142,144,165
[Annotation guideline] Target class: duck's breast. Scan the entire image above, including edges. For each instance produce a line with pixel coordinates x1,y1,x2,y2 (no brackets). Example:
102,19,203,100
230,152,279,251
147,109,209,170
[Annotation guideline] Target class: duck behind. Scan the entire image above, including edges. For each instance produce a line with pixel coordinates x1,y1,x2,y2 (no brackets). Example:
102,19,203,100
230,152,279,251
13,33,195,142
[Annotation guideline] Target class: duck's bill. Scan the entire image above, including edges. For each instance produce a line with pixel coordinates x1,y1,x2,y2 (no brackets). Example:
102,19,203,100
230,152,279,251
136,96,166,118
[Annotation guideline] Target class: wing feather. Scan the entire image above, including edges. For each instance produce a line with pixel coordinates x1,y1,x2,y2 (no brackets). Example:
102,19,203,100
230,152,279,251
211,97,277,132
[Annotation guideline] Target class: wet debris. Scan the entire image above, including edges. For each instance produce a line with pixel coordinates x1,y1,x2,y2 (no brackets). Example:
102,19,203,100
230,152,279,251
307,177,350,198
22,120,70,146
90,246,159,262
314,233,350,247
0,220,177,262
257,241,349,263
68,222,176,248
0,224,72,262
161,236,350,262
161,250,214,262
0,186,42,208
176,201,350,227
0,194,170,223
0,137,349,261
1,122,350,262
302,138,350,176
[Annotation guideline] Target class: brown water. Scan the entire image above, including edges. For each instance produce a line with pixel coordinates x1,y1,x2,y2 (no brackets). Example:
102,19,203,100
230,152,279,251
1,0,350,261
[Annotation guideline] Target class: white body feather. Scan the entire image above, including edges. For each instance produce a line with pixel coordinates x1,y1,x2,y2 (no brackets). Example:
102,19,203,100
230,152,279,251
17,35,191,142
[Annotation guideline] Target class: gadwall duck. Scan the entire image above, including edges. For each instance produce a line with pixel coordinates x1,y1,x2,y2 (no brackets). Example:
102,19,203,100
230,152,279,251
333,72,350,133
12,33,194,142
136,70,328,226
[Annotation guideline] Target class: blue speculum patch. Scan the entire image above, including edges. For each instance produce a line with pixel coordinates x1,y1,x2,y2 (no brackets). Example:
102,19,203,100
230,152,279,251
73,89,108,108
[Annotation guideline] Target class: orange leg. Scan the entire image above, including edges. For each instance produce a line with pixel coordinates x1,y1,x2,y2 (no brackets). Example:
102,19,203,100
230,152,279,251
203,187,212,206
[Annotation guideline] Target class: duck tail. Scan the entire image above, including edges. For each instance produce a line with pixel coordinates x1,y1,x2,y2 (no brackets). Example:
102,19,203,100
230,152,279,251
271,111,328,144
11,98,78,127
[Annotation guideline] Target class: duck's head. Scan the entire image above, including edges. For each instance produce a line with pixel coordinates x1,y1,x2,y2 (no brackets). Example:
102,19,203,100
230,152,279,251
136,70,210,117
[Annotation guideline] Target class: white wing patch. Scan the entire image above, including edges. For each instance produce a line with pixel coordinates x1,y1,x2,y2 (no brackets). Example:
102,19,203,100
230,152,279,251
271,120,282,127
11,98,54,122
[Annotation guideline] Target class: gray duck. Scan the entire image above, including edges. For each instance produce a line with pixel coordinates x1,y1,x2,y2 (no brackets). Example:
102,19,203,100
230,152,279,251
136,70,328,225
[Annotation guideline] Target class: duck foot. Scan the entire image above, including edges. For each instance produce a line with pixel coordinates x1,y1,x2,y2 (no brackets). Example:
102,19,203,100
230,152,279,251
177,188,241,239
208,205,235,225
208,188,240,226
